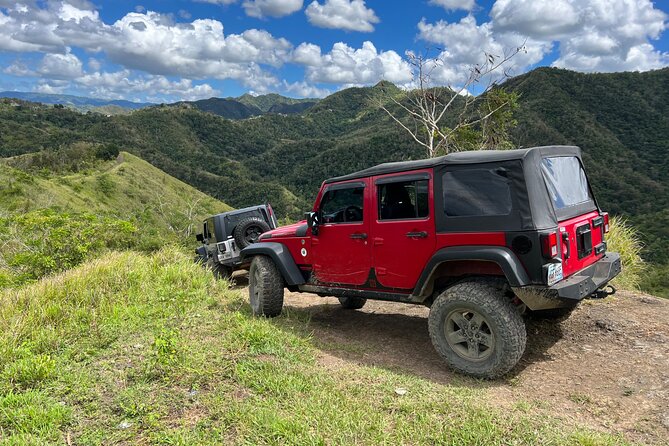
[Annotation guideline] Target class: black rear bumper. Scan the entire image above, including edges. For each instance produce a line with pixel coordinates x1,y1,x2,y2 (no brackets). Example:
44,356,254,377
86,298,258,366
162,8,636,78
550,252,621,300
512,252,621,310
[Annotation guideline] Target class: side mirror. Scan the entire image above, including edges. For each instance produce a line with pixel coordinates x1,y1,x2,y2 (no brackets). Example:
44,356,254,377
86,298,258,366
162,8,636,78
305,211,320,236
196,233,204,242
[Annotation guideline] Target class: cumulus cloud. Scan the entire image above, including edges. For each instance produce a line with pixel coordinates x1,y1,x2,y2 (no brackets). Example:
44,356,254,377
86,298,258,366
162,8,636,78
241,0,303,18
490,0,668,72
294,41,413,85
305,0,379,32
38,49,83,79
283,80,331,98
428,0,476,11
0,4,292,90
417,15,549,85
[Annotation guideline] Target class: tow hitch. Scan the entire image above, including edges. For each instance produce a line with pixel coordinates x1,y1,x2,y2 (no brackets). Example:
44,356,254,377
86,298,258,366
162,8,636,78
590,285,616,299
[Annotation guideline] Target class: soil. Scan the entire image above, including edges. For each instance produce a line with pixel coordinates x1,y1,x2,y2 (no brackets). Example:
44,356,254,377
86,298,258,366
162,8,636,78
235,272,668,444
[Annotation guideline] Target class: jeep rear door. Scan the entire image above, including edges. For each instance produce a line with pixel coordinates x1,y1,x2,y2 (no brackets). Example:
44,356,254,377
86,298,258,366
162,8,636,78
311,180,372,285
541,156,604,278
370,171,436,290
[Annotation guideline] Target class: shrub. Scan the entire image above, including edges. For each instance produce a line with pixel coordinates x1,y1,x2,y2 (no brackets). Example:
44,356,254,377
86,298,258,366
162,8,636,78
0,209,137,284
606,216,645,290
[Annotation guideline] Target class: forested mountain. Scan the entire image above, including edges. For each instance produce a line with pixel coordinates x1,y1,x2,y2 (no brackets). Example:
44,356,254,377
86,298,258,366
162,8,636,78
0,91,151,111
1,67,667,265
175,93,318,118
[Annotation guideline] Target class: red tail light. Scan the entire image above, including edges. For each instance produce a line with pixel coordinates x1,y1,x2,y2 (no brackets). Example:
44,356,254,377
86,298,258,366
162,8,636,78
602,212,610,233
541,232,558,258
267,203,274,218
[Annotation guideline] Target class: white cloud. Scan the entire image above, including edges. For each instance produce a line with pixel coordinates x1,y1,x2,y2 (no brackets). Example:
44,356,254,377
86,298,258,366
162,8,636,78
75,70,219,101
417,15,549,85
428,0,476,11
283,80,331,98
491,0,668,72
295,41,413,85
241,0,303,18
305,0,379,32
38,49,83,79
3,61,34,76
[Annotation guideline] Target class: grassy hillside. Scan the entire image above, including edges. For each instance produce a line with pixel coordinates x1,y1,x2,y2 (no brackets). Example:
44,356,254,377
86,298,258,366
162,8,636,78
0,147,231,286
0,248,630,445
0,150,230,233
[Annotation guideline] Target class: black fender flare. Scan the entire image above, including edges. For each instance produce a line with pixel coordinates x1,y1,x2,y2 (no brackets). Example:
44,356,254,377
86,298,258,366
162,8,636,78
240,242,305,286
413,246,530,298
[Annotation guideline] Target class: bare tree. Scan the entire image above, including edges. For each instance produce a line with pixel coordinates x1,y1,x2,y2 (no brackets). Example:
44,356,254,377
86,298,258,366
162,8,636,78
378,45,525,158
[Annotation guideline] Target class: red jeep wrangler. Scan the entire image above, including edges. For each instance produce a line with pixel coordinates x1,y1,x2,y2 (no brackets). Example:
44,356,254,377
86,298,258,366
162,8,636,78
241,146,621,378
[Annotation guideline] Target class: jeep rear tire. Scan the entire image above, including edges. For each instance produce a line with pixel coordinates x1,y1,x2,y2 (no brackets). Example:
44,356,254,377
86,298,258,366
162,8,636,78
428,280,526,379
207,259,232,280
234,217,271,249
248,256,284,318
338,296,366,310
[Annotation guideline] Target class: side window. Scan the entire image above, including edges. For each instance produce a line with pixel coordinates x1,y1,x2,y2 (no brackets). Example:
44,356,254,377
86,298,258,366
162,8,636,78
378,180,429,220
320,186,364,223
443,168,512,217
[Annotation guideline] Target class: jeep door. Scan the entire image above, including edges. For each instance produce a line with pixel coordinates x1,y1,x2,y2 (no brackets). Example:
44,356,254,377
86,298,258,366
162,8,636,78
371,171,436,290
311,180,372,285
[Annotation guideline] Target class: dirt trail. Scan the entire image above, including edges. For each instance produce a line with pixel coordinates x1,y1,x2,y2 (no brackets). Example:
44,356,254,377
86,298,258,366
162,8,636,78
237,275,669,444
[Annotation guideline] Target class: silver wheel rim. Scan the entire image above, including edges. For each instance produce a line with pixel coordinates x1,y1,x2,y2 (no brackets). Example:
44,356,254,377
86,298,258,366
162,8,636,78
444,309,495,362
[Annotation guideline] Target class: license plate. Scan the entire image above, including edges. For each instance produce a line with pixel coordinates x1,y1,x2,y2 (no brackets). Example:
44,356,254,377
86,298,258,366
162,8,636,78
547,263,564,286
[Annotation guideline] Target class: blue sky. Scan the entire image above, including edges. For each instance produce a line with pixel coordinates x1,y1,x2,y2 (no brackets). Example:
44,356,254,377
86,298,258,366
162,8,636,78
0,0,667,102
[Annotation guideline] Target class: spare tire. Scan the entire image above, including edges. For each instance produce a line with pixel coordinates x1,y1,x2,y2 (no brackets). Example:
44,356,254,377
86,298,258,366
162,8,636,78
233,217,271,249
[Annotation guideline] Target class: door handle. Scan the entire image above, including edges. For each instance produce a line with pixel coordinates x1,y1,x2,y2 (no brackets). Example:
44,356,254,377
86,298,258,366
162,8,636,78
406,231,428,239
350,233,368,240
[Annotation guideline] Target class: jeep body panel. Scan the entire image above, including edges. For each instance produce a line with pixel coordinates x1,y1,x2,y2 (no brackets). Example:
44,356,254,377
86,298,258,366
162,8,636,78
240,242,305,286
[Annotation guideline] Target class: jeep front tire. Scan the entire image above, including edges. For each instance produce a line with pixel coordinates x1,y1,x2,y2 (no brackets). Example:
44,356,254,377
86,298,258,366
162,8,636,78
248,256,284,317
428,280,526,379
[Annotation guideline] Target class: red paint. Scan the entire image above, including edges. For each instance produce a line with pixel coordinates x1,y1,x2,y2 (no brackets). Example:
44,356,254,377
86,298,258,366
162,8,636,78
559,210,604,278
436,232,506,247
371,169,436,289
310,178,372,285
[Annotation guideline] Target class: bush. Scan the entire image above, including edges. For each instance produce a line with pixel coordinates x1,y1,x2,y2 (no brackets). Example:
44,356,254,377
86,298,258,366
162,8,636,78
606,216,645,290
0,209,137,284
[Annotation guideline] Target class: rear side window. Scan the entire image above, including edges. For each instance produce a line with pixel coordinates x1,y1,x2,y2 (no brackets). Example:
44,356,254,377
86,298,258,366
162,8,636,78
443,168,512,217
320,186,364,223
378,180,429,220
541,156,592,210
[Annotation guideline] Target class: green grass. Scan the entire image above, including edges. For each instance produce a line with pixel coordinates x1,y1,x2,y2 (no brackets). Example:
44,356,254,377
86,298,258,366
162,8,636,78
0,249,632,445
0,151,231,237
606,216,645,290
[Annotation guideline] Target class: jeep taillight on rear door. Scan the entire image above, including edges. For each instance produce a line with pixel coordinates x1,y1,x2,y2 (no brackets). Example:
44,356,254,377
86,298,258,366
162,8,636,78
541,156,606,279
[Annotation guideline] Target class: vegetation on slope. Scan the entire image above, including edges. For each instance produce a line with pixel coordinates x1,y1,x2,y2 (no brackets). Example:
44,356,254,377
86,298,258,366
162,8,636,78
0,248,630,445
0,145,231,286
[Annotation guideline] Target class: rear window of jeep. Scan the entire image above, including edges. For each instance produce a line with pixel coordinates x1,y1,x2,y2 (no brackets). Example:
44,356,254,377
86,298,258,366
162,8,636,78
541,156,592,210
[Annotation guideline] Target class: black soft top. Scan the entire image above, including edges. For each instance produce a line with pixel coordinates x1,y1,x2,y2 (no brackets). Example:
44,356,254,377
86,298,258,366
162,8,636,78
324,145,581,184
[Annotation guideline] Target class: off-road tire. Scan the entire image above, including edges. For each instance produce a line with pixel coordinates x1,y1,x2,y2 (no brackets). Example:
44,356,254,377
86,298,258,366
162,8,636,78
428,280,526,379
234,217,271,249
207,259,232,280
529,304,578,321
338,296,367,310
248,256,284,317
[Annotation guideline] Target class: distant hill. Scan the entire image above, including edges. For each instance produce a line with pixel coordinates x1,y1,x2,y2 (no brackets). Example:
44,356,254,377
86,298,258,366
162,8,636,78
236,93,317,113
0,91,152,112
0,149,231,243
177,93,318,118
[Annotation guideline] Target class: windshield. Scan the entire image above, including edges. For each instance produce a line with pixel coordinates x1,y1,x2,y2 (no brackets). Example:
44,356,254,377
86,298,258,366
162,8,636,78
541,156,593,211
